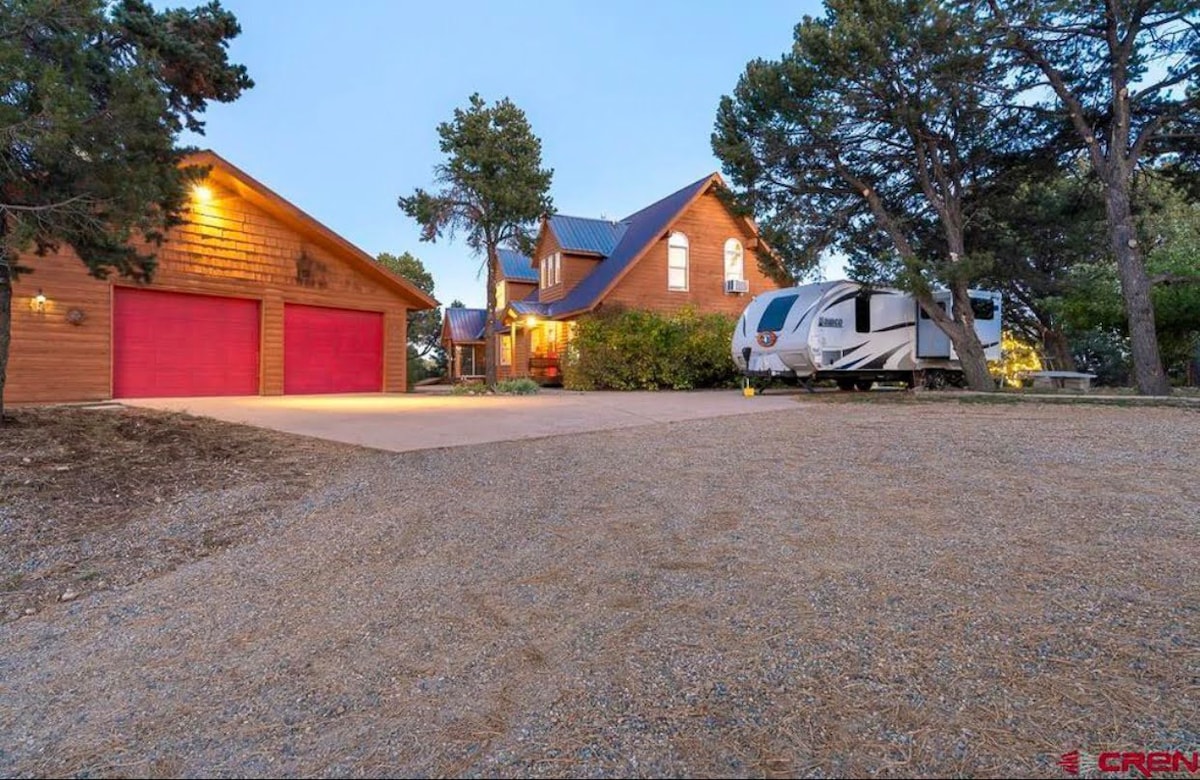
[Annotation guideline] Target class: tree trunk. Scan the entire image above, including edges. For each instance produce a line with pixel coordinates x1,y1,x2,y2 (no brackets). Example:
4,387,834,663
1,213,10,422
948,281,994,391
1189,337,1200,388
1042,326,1076,372
1103,176,1171,395
484,245,498,388
0,271,10,424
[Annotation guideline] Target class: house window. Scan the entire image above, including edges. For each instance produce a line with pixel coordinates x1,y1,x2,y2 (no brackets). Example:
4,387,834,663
540,252,561,288
459,345,480,376
499,335,511,366
545,323,558,356
495,281,506,311
667,232,689,291
724,238,744,282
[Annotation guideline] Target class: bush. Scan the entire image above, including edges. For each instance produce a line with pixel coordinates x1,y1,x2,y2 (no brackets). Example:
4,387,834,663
1070,328,1131,387
494,378,539,395
562,306,739,390
450,381,488,396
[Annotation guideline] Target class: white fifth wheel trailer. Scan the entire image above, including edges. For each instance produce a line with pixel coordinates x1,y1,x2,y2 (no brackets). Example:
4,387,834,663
731,280,1002,389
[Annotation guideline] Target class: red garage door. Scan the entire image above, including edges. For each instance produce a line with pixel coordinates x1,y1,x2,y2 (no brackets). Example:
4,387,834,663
284,304,383,394
113,288,260,398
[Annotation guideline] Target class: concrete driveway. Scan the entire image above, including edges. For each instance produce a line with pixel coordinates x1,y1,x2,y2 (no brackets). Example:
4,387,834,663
125,388,801,452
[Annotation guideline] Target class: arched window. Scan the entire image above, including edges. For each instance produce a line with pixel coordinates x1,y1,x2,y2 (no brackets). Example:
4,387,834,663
667,232,689,291
724,238,744,282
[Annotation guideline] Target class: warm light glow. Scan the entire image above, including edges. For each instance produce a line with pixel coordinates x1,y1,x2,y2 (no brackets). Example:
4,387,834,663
31,289,46,312
525,315,538,327
192,184,213,203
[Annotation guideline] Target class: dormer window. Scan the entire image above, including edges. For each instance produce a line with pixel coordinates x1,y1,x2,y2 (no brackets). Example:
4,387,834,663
724,238,745,282
540,252,561,289
667,232,689,291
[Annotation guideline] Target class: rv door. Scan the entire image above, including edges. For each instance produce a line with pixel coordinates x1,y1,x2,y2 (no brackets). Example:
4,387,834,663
969,292,1002,360
916,293,952,359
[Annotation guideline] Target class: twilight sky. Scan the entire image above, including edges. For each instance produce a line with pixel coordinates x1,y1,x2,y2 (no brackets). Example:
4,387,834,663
184,0,828,308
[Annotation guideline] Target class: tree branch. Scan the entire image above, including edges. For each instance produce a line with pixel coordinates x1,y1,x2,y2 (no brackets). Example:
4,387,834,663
987,0,1107,173
1150,273,1200,286
0,195,93,213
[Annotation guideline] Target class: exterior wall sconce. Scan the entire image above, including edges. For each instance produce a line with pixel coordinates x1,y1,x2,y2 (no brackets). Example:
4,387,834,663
30,289,47,313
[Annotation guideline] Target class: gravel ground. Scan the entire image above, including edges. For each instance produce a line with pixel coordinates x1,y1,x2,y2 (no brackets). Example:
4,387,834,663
0,406,358,622
1,400,1196,777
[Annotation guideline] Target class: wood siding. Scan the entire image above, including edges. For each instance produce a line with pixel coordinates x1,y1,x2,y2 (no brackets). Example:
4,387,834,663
507,280,536,306
603,188,780,316
541,253,600,303
7,177,412,403
531,229,568,303
495,326,537,381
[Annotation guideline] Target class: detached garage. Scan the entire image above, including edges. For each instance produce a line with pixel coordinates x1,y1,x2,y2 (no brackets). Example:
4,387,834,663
6,151,436,404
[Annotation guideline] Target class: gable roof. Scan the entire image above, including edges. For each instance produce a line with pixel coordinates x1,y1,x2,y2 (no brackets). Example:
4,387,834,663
183,150,438,310
527,173,718,319
443,307,487,343
497,248,538,283
547,215,627,256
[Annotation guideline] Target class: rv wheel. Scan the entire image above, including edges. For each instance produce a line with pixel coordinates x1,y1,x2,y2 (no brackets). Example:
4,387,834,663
836,379,856,392
854,380,874,392
925,370,947,390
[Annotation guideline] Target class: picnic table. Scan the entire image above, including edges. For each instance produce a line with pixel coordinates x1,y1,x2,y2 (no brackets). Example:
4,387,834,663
1025,370,1097,391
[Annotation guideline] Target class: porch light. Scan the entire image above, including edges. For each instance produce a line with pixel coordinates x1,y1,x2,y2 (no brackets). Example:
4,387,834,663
30,289,46,313
526,315,538,327
192,184,213,203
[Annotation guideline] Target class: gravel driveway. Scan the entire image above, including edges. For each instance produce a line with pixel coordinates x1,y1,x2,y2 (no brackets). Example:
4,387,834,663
1,400,1196,777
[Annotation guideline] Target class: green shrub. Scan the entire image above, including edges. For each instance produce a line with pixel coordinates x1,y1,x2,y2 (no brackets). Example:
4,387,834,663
494,378,540,395
450,381,488,396
562,306,739,390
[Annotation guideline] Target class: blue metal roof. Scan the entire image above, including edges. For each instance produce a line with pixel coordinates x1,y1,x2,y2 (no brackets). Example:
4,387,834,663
444,307,487,342
545,173,716,318
548,215,628,256
510,300,549,316
498,248,537,283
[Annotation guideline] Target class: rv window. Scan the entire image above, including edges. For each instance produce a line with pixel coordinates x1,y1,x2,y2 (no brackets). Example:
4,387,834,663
855,295,871,333
919,301,947,320
970,297,996,320
757,294,799,332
